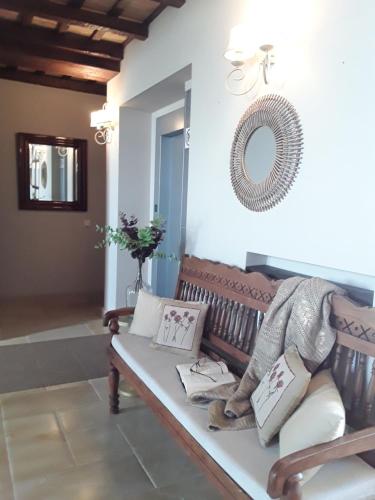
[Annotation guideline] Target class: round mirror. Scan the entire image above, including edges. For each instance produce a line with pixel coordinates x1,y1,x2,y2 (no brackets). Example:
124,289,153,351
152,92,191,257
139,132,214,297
244,126,276,184
231,94,303,212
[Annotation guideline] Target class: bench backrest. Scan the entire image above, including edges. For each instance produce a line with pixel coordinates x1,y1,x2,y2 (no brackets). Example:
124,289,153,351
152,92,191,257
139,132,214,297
176,255,375,431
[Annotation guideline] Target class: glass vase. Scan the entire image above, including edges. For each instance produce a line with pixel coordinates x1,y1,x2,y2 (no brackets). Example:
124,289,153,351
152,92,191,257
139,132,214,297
126,258,151,307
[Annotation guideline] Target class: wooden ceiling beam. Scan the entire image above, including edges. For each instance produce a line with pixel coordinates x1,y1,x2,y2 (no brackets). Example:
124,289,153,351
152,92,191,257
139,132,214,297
0,46,116,82
0,19,123,60
97,0,123,40
69,0,85,7
107,0,122,17
0,37,120,73
19,13,33,26
0,67,106,95
91,29,107,42
59,0,85,30
0,0,148,39
58,21,70,33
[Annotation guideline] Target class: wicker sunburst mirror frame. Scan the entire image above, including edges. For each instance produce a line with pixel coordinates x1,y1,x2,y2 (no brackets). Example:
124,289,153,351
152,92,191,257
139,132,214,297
230,94,303,212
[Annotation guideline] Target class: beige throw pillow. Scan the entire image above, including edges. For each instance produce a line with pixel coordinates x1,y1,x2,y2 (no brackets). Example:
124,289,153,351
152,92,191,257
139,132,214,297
129,290,209,358
251,345,311,447
279,369,346,485
128,290,163,338
151,300,209,358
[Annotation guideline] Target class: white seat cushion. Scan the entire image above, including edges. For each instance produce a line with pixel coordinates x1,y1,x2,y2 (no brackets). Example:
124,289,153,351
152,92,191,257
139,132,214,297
112,333,375,500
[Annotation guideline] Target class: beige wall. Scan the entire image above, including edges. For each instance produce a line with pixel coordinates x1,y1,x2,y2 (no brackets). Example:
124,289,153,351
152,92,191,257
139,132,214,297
0,79,106,299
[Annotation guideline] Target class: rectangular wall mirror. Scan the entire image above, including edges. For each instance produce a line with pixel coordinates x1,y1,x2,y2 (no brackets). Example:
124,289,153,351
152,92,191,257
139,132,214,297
17,133,87,211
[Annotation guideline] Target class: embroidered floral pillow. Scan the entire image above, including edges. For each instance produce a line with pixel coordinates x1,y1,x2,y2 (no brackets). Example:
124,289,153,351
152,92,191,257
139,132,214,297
251,345,311,447
151,301,209,358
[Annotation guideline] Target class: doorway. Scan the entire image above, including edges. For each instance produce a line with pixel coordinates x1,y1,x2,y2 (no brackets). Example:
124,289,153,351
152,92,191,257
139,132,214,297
152,107,187,297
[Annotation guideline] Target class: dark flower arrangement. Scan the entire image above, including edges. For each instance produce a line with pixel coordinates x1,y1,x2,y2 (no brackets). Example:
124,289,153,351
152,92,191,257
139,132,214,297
96,213,169,263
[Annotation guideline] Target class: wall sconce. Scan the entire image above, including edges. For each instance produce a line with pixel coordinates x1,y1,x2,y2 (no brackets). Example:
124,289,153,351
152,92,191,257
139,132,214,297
224,24,276,96
90,103,115,145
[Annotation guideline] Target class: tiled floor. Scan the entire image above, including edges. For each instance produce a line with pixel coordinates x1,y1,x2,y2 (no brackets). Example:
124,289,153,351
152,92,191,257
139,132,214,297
0,378,222,500
0,295,102,341
0,318,119,347
0,300,222,499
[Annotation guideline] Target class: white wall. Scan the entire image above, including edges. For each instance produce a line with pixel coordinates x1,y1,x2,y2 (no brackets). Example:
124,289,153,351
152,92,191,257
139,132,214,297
116,107,152,305
106,0,375,308
0,79,106,299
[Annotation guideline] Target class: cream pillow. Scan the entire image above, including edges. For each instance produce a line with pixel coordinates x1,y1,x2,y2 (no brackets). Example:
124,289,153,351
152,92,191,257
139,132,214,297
128,290,163,337
151,299,209,358
279,369,346,485
251,345,311,447
129,290,209,358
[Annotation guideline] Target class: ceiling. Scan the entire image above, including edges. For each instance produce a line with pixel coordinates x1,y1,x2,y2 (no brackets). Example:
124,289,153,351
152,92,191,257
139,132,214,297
0,0,185,95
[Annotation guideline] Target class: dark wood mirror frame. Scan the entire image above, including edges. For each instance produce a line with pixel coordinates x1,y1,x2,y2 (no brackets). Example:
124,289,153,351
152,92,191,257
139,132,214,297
17,133,87,211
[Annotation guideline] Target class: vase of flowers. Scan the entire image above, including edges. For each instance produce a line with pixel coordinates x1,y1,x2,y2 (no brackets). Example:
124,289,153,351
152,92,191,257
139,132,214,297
96,213,167,307
126,255,150,308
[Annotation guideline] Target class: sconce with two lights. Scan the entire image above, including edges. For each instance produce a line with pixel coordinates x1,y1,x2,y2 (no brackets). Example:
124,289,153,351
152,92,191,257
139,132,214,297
224,24,277,96
90,103,115,145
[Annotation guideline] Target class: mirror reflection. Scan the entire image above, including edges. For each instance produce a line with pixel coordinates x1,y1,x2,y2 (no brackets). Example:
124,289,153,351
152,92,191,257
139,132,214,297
29,144,78,202
17,133,87,211
244,126,276,184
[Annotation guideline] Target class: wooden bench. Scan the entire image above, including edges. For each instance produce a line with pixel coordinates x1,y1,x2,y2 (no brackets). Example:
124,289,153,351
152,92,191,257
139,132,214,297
104,255,375,499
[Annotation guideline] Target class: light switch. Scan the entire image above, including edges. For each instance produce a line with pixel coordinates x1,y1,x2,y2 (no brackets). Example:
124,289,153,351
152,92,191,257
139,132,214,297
84,219,91,227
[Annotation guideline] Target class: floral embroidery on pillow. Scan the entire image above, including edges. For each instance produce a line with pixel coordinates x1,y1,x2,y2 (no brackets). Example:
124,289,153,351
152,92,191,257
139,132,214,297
256,363,285,411
252,354,295,428
155,306,200,351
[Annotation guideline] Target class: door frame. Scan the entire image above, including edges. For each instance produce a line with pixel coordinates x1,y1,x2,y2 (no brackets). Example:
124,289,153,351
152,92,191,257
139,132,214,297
147,99,185,287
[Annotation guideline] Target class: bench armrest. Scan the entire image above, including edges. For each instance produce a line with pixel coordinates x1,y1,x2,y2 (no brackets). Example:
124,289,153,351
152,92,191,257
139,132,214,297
103,307,135,327
267,426,375,499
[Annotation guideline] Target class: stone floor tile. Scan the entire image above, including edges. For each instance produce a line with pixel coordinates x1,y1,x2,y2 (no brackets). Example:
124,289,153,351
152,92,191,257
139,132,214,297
89,376,142,402
45,381,101,410
0,386,47,402
45,380,93,391
116,406,171,449
63,423,134,466
15,455,154,500
0,336,30,347
7,434,74,483
2,382,100,419
86,319,108,336
131,475,224,500
0,420,14,500
57,399,143,434
88,376,110,401
4,412,61,442
0,295,101,341
133,438,202,489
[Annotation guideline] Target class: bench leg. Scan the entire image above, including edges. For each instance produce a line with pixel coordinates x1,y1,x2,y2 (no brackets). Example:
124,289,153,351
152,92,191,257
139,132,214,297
109,363,120,414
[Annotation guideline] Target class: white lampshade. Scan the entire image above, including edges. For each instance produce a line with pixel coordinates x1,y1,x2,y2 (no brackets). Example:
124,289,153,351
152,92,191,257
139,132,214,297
90,104,113,129
224,24,256,65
